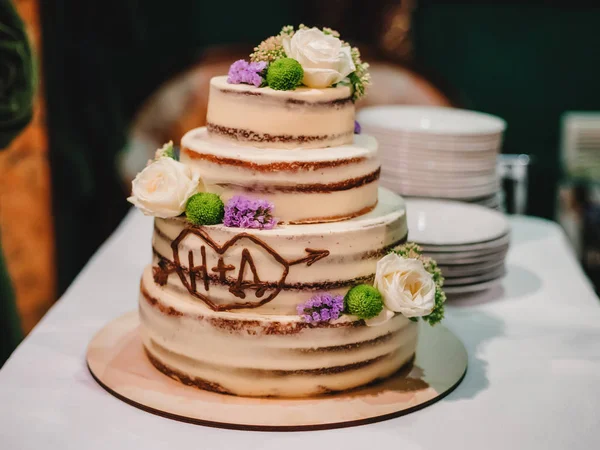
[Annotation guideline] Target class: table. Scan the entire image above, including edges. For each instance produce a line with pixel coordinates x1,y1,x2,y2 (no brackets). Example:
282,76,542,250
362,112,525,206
1,210,599,449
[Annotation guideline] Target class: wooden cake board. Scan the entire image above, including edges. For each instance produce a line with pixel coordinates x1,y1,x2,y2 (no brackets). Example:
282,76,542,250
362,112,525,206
87,311,467,431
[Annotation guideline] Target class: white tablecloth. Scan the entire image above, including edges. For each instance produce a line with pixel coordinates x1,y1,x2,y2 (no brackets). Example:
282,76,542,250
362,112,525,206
1,210,599,450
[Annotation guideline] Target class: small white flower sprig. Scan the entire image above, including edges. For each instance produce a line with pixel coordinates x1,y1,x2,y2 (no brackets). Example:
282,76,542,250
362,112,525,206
249,24,371,101
250,25,293,63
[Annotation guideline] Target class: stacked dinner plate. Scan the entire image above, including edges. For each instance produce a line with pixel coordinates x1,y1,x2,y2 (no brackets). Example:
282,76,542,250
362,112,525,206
357,106,506,209
406,199,510,295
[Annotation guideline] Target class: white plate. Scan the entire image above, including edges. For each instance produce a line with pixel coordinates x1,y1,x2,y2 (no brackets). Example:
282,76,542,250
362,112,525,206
430,249,508,265
374,136,502,153
378,148,499,164
405,192,500,203
382,161,498,174
381,162,497,175
379,152,498,165
374,136,501,153
406,199,509,245
464,192,502,203
424,245,509,262
365,124,503,142
443,265,506,286
439,259,505,277
358,106,506,136
444,277,503,295
419,232,510,253
381,160,498,174
474,196,502,208
385,181,500,199
382,173,500,188
370,128,503,144
381,174,499,189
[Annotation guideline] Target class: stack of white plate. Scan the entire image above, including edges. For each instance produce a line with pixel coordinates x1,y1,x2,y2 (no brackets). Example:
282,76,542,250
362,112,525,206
406,199,510,295
358,106,506,208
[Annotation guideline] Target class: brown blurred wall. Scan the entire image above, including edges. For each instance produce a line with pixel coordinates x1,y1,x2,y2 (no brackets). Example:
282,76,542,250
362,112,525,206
0,0,55,333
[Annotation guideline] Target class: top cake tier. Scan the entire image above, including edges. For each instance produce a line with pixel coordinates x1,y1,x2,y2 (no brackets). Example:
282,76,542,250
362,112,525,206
206,76,355,149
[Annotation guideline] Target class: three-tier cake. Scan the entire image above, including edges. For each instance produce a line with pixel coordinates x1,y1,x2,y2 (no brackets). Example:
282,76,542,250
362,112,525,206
128,25,445,398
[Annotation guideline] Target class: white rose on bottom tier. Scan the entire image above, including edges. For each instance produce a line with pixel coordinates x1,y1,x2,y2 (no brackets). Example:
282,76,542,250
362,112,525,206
283,27,355,89
374,253,436,318
128,157,200,218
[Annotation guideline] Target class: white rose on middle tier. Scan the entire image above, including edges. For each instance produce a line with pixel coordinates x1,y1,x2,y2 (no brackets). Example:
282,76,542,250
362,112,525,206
127,157,201,218
374,253,436,318
282,27,356,89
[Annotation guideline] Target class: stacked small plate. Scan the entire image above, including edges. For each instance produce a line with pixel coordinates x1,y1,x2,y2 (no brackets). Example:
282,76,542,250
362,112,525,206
405,199,510,295
357,106,506,209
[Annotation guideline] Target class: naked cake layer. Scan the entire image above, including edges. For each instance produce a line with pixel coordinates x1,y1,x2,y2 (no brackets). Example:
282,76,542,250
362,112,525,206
139,268,417,397
206,76,354,149
147,188,407,315
181,128,380,224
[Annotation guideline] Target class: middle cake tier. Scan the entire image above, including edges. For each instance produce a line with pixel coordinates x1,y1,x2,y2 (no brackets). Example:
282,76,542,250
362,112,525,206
181,127,380,224
150,188,407,315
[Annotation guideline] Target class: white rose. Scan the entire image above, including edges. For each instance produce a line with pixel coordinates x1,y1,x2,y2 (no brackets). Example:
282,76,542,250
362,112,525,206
283,28,355,88
127,158,201,218
374,254,436,318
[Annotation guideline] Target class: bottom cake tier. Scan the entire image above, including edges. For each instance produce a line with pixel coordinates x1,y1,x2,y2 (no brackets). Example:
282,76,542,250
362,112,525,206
139,266,418,397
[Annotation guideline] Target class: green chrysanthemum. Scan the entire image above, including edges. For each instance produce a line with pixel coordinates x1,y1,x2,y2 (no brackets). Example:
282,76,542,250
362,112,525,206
185,193,224,225
266,58,303,91
344,284,384,319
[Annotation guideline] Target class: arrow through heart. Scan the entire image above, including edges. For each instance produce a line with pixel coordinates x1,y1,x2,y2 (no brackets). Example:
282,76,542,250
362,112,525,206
152,227,330,311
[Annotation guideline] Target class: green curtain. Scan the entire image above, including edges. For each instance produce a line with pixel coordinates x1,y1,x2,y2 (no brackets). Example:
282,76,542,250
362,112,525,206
40,2,299,295
0,0,35,366
413,4,600,219
0,0,34,148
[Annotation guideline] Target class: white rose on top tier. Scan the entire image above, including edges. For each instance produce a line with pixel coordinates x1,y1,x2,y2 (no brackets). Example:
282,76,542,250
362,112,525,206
128,157,200,218
374,254,436,318
283,27,355,89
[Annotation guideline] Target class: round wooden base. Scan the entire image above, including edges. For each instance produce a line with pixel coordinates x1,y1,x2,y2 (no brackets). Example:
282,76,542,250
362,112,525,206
87,311,467,431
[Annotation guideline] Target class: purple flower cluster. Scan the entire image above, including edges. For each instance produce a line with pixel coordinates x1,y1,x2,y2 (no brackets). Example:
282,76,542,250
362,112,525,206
223,196,277,229
296,293,344,323
354,120,361,134
227,60,267,87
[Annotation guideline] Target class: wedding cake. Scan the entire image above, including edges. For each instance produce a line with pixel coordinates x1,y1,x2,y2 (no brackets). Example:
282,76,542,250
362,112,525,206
128,25,446,398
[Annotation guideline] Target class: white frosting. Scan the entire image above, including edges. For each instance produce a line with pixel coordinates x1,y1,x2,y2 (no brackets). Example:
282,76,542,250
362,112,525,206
151,188,407,314
181,127,380,223
139,268,418,397
206,76,355,149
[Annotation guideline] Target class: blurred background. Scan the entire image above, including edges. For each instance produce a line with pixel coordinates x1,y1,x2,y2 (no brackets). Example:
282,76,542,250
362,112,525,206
1,0,599,365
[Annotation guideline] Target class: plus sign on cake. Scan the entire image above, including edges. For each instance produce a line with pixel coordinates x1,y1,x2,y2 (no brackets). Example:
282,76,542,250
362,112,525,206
127,25,446,398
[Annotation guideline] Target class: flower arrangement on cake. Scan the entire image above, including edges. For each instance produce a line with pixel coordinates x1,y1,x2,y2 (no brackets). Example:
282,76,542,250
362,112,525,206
227,25,371,101
296,243,445,327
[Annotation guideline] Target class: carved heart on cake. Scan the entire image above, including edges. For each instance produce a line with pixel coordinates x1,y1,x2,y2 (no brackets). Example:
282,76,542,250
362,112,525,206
161,227,329,311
